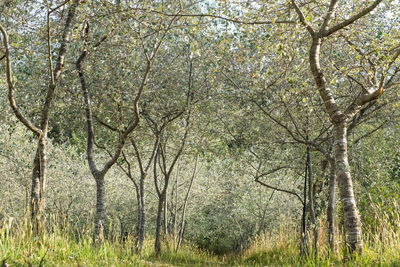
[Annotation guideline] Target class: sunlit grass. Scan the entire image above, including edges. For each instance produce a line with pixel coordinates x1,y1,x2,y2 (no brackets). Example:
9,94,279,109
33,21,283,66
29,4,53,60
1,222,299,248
1,211,400,266
0,218,222,266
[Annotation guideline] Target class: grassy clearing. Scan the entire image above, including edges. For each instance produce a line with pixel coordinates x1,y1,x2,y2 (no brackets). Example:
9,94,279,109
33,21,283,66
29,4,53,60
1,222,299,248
1,218,400,266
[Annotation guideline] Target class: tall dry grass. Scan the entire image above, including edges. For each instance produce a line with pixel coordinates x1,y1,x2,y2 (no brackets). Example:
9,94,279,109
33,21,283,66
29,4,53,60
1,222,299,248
1,205,400,266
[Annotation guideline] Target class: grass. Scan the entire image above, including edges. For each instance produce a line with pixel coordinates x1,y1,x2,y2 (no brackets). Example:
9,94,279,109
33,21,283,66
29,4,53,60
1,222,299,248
2,215,400,266
0,218,223,266
236,216,400,267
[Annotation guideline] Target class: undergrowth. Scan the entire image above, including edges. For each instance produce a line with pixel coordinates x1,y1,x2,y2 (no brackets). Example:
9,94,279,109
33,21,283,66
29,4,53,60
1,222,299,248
1,212,400,266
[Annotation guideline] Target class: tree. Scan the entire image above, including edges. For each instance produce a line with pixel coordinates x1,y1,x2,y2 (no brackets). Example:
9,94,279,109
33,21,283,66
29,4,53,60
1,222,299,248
115,132,159,252
291,0,400,252
0,0,80,233
75,7,180,240
149,73,193,255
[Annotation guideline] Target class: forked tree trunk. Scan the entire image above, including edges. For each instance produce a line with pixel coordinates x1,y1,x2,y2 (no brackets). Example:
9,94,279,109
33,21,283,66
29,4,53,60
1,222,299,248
0,0,79,235
333,122,362,252
292,0,384,254
152,56,191,256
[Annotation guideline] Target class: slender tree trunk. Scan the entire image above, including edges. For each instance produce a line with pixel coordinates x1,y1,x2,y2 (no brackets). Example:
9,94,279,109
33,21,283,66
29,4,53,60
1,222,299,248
164,193,168,236
135,189,141,241
172,174,179,243
327,159,337,253
300,162,308,256
30,136,47,234
31,148,41,229
307,147,318,257
155,192,166,256
176,156,198,251
333,122,362,252
94,174,106,242
153,96,190,255
173,173,178,249
137,174,146,252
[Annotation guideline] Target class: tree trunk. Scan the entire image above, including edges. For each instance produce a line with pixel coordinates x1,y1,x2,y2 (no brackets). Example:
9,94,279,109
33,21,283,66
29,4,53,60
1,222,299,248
307,147,318,257
135,189,141,241
327,159,337,253
300,162,308,256
164,193,168,236
333,122,362,252
94,174,106,242
173,173,178,249
176,155,198,251
30,136,47,234
155,192,165,256
137,174,146,252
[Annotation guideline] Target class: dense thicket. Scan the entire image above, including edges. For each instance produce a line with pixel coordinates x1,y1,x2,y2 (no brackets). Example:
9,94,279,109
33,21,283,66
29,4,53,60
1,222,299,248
1,0,400,262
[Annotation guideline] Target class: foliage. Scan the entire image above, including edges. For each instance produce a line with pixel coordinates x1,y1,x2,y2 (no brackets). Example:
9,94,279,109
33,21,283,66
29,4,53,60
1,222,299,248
1,0,400,265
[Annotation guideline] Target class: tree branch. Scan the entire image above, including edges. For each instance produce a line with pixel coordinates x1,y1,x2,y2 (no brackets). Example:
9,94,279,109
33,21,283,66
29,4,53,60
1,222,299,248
0,24,42,135
41,0,80,130
151,11,295,25
320,0,339,33
255,178,304,205
291,0,315,36
324,0,383,37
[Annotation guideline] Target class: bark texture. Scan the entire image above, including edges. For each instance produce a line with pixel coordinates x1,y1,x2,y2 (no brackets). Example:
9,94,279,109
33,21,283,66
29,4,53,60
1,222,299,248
333,122,362,252
94,174,106,241
327,159,337,253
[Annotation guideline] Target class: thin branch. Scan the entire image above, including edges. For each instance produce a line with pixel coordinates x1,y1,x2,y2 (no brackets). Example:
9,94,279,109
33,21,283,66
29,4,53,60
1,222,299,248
46,5,55,87
380,48,400,89
291,0,315,36
255,178,304,205
347,75,369,94
350,121,387,146
221,70,329,157
151,11,295,25
324,0,383,37
94,115,118,132
49,0,71,14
